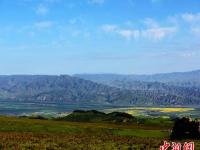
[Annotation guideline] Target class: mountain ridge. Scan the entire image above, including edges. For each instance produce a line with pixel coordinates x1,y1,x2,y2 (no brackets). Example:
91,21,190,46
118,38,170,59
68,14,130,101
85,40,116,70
74,69,200,87
74,70,200,105
0,70,199,106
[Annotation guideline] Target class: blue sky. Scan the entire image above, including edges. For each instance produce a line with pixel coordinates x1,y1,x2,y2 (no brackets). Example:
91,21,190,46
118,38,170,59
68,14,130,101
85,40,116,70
0,0,200,75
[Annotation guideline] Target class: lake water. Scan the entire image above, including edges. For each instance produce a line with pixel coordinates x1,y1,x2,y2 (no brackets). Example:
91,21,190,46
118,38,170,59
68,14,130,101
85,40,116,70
0,100,118,116
0,100,199,118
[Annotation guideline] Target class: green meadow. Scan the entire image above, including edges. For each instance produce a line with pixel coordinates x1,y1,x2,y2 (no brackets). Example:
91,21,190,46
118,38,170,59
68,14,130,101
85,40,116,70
0,114,199,150
0,106,199,149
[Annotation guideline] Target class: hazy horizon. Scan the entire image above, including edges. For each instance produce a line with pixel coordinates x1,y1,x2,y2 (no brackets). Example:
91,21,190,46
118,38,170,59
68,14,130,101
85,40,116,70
0,68,199,76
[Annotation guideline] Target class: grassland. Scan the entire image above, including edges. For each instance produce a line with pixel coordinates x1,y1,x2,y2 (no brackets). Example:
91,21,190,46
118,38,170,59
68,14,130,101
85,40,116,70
0,115,173,150
0,107,199,150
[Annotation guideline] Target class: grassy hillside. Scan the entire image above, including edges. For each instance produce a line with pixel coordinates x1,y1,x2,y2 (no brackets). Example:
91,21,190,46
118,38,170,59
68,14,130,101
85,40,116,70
56,110,136,123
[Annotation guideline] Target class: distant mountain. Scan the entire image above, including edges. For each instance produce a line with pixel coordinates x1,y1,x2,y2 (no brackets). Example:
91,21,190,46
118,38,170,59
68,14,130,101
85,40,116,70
74,70,200,88
0,75,137,105
74,70,200,105
0,73,199,106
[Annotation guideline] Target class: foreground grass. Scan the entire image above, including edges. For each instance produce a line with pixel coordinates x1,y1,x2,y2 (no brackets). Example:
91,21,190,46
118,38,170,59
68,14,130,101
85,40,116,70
0,116,200,150
0,116,171,149
0,132,166,150
0,116,171,135
0,116,197,150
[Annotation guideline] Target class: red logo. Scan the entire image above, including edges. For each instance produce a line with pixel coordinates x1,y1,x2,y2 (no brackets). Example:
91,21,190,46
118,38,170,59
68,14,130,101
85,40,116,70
160,141,194,150
160,141,171,150
183,142,194,150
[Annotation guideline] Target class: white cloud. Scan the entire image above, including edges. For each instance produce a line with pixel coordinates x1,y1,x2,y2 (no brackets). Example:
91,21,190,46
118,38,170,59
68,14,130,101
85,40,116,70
101,24,118,32
68,17,85,25
117,29,140,40
141,27,177,40
36,4,49,15
191,27,200,36
180,51,198,58
181,13,200,36
35,0,61,16
181,13,200,23
143,18,159,28
34,21,52,29
101,24,177,41
101,17,178,41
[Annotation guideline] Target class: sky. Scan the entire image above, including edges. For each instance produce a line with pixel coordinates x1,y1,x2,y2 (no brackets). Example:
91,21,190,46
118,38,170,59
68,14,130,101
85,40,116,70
0,0,200,75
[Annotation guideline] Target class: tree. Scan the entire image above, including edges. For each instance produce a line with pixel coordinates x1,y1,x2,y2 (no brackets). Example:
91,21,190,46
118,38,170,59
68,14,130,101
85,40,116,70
170,117,200,140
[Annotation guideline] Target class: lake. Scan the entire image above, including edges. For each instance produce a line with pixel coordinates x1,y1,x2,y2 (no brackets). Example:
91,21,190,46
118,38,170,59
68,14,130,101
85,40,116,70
0,100,199,118
0,100,118,116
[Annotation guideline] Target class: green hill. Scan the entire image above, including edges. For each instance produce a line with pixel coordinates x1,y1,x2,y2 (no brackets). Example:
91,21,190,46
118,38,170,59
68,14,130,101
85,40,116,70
57,110,136,123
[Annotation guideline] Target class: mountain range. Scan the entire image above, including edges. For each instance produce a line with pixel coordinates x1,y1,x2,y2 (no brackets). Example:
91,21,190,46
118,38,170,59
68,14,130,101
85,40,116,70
75,70,200,88
75,70,200,105
0,70,199,106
